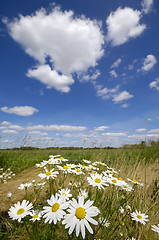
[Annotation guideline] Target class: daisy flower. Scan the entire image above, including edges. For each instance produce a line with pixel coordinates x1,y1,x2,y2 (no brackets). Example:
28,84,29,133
42,194,69,224
151,224,159,234
83,159,91,164
36,161,47,168
7,192,12,198
30,210,42,222
62,196,100,239
127,178,144,186
38,168,59,180
99,217,110,227
78,189,88,199
87,173,109,190
36,182,46,189
18,182,33,190
72,168,85,175
69,181,78,187
57,165,72,173
93,161,107,166
8,200,33,222
58,188,72,201
107,176,123,187
130,210,149,225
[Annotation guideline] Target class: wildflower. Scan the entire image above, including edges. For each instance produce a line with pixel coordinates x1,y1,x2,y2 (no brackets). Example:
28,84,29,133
8,200,33,222
58,188,72,201
42,194,69,224
69,181,78,187
99,217,110,227
130,210,149,225
83,159,91,164
7,192,12,198
107,176,123,187
127,178,144,186
36,161,47,168
30,210,42,222
151,224,159,234
62,196,100,239
72,168,85,175
57,165,72,173
87,173,109,190
78,189,88,199
36,182,46,189
93,161,107,166
119,206,124,214
18,182,33,190
38,168,59,180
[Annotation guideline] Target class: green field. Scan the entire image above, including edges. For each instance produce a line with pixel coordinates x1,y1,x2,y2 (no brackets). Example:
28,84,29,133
0,146,159,239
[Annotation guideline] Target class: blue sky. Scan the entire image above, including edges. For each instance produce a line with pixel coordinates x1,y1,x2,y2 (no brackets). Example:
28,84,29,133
0,0,159,148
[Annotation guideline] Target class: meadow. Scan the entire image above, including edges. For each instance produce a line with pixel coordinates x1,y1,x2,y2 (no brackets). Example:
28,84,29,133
0,145,158,239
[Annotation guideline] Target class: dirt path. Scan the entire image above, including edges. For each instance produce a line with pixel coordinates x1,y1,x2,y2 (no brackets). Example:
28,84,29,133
0,167,44,213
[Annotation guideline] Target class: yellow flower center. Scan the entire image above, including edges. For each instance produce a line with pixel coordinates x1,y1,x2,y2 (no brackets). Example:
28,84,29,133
54,155,57,157
40,164,43,167
124,185,128,188
99,162,102,164
89,168,93,171
82,165,86,168
63,166,68,170
76,169,81,172
46,171,51,176
60,157,63,160
137,215,142,219
133,179,138,183
118,177,122,181
95,178,101,183
62,193,67,196
75,207,86,219
33,214,38,219
17,208,25,215
52,203,60,212
112,179,117,183
48,160,52,164
111,170,114,173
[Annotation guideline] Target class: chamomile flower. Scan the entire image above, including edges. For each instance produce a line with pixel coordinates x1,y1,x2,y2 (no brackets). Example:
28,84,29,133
30,210,42,222
99,217,110,227
87,173,108,190
107,176,122,187
7,192,12,198
36,182,46,189
57,165,72,173
18,182,33,190
127,178,144,186
38,168,59,180
93,161,107,166
130,210,149,225
58,188,72,201
151,224,159,234
72,168,85,175
121,182,133,192
36,161,47,168
78,189,88,199
62,196,100,239
83,159,91,164
42,194,69,224
8,200,33,222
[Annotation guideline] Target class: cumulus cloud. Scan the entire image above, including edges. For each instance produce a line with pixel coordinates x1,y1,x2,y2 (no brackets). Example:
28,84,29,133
96,84,119,99
81,69,101,82
136,128,147,132
4,7,104,92
149,78,159,90
121,103,129,108
0,106,39,116
142,55,157,71
111,58,122,68
109,70,118,78
102,132,127,137
28,131,48,136
9,124,24,130
1,121,11,125
106,7,146,46
27,65,74,93
26,124,87,132
148,128,159,134
141,0,153,14
2,129,18,134
113,91,133,103
94,126,109,131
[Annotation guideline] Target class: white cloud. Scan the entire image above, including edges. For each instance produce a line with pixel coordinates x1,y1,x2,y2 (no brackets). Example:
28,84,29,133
136,128,147,132
28,131,48,136
102,132,127,137
113,91,133,103
94,126,109,131
149,78,159,90
121,103,128,108
2,129,18,134
142,55,157,71
106,7,146,46
141,0,153,14
81,69,100,82
63,133,88,138
1,121,11,125
111,58,122,68
0,126,7,130
0,106,39,116
5,7,104,92
148,128,159,134
27,64,74,93
96,84,119,99
9,124,24,130
26,124,87,132
109,70,118,78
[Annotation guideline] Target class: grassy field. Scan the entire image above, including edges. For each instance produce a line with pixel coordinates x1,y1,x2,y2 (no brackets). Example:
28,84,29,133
0,146,159,239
